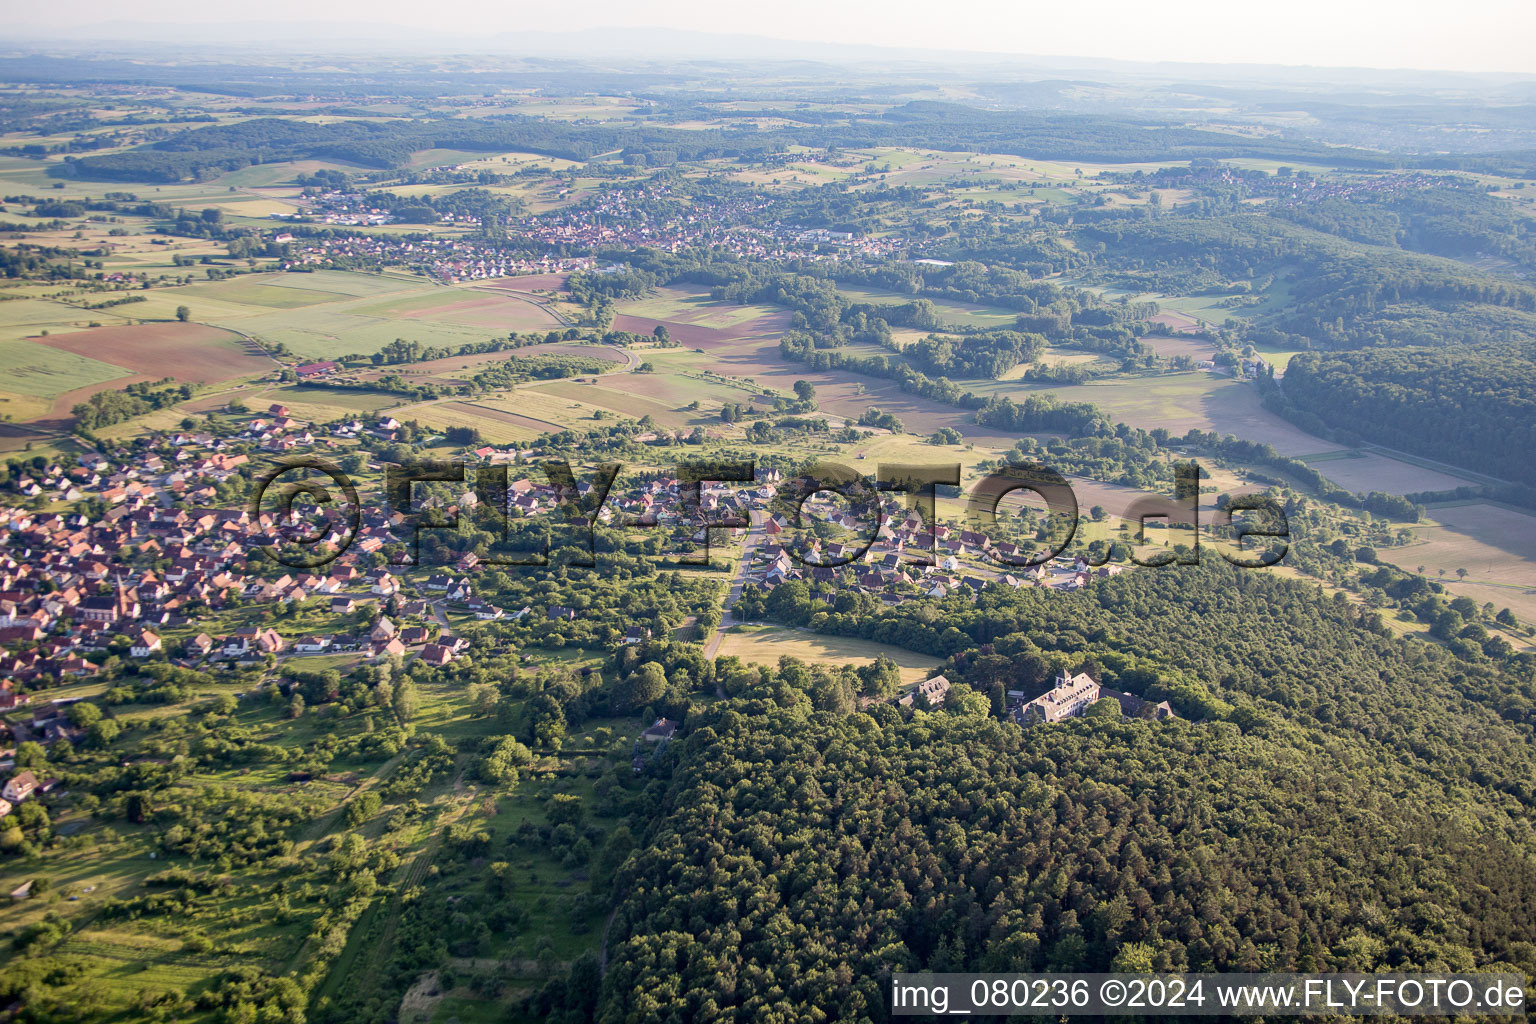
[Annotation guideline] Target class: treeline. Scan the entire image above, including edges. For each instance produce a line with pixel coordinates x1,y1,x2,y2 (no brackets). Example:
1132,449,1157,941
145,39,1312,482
1079,212,1536,350
72,379,193,430
1274,181,1536,272
53,97,1417,185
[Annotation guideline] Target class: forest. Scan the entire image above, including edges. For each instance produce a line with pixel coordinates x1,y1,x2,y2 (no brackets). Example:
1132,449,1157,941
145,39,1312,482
1279,349,1536,486
596,564,1536,1024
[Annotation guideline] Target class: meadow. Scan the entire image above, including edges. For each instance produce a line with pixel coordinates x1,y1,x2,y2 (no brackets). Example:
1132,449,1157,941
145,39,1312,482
1382,502,1536,624
715,623,942,684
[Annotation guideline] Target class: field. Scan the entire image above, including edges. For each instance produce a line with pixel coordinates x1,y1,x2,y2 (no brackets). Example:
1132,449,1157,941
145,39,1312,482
107,272,568,362
36,322,273,385
1297,449,1477,494
1141,333,1215,361
393,400,553,443
0,321,272,428
0,338,129,421
1380,502,1536,624
715,623,942,683
829,283,1020,330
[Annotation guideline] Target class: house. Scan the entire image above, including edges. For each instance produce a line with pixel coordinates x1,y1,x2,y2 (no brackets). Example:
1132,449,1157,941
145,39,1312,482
129,629,161,658
547,605,576,621
294,635,332,654
640,717,678,742
185,633,215,658
898,674,951,710
267,403,291,418
2,770,38,803
419,643,454,667
221,628,284,658
371,637,407,661
330,596,358,615
369,617,398,643
294,361,340,378
621,625,652,645
0,798,11,819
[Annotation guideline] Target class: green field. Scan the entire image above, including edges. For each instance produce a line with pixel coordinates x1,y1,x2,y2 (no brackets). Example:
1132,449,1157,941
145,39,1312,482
0,337,131,397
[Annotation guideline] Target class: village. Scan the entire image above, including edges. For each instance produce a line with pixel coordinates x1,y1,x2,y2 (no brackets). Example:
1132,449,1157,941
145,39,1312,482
271,181,911,281
0,396,1145,788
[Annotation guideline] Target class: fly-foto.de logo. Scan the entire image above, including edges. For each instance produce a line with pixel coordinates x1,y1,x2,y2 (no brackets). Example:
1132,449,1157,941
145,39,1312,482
248,456,1289,570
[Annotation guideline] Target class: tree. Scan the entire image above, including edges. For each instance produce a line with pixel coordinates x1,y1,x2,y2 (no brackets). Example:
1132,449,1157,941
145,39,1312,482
793,379,816,403
619,662,668,713
175,305,191,322
392,678,420,722
87,719,121,747
66,701,103,729
479,736,533,783
857,656,902,699
1084,696,1125,719
344,791,382,827
943,682,991,717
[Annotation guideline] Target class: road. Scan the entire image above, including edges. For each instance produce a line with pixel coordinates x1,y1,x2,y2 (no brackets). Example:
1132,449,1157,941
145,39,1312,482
704,508,764,660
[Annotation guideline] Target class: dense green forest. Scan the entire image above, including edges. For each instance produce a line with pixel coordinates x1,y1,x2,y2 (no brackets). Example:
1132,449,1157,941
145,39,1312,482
593,563,1536,1023
1279,349,1536,486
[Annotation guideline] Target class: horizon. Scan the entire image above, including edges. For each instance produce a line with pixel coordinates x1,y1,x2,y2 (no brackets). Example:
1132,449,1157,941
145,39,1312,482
7,0,1536,76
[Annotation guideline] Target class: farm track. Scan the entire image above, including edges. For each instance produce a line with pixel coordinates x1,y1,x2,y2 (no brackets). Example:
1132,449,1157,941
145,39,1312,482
346,766,476,997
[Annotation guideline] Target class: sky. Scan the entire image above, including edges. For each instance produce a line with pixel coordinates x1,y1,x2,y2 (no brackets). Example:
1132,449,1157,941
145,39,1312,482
11,0,1536,75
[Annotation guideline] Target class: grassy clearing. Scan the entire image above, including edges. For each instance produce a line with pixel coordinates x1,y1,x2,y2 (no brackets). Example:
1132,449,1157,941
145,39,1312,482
715,623,942,682
830,284,1019,330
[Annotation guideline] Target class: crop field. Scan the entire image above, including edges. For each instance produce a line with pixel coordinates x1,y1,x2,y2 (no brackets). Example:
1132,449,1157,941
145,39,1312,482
715,623,942,683
1297,450,1477,494
378,342,624,386
609,306,789,351
616,288,784,329
0,337,129,400
253,384,404,419
527,379,694,427
466,390,614,432
1144,310,1208,333
100,271,538,361
964,372,1329,456
348,289,562,332
37,322,272,384
394,399,557,442
1141,333,1215,361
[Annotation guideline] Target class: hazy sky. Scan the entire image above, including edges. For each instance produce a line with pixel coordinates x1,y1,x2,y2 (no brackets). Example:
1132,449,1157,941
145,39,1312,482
13,0,1536,74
